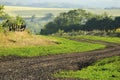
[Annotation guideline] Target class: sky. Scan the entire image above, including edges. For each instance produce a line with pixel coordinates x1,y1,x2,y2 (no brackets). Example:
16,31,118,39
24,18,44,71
1,0,120,8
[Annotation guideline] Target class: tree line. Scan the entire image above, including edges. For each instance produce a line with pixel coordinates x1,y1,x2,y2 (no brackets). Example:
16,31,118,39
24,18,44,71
0,5,26,32
41,9,120,35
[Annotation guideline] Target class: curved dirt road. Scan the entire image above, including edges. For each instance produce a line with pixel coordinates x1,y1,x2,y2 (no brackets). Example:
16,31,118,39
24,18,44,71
0,39,120,80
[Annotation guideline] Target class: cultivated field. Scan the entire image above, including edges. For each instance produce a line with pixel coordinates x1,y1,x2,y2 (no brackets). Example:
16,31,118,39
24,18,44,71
4,6,120,18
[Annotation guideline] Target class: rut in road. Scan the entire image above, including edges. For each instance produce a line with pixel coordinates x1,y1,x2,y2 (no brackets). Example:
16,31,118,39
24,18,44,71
0,39,120,80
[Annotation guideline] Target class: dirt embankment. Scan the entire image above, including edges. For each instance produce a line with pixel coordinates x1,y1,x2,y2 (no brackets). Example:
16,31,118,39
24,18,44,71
0,39,120,80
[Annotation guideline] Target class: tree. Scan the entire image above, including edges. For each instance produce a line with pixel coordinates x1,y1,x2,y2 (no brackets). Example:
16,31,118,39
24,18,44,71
0,5,10,19
41,9,93,34
114,17,120,30
0,5,5,18
41,13,54,21
2,16,26,31
40,22,58,34
40,9,119,35
85,14,113,32
31,14,36,22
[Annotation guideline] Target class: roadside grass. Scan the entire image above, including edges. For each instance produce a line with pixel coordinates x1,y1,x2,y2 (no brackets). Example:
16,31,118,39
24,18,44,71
0,32,105,57
54,56,120,80
71,35,120,44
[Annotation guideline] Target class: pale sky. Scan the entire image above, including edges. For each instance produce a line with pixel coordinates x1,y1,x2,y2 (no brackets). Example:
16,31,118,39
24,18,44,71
0,0,120,8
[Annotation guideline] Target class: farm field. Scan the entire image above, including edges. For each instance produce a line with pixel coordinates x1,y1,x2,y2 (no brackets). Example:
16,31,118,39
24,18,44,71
4,6,120,18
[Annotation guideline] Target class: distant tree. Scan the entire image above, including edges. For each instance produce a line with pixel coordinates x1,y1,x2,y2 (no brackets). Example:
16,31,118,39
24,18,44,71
114,17,120,30
2,16,26,31
0,5,10,20
40,9,120,35
85,14,113,32
0,5,5,18
41,9,93,34
31,14,36,22
42,13,54,20
41,21,58,34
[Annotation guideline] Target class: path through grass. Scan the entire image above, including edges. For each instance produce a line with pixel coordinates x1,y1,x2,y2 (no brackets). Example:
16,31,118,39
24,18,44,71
0,34,105,57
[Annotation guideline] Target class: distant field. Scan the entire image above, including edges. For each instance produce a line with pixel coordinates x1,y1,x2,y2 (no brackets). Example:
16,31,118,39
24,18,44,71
85,9,120,17
4,6,71,18
4,6,120,18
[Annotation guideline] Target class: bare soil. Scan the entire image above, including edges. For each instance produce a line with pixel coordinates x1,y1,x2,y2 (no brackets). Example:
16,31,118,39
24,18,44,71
0,38,120,80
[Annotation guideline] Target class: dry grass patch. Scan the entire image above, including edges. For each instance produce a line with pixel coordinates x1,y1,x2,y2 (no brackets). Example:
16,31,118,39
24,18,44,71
0,31,56,47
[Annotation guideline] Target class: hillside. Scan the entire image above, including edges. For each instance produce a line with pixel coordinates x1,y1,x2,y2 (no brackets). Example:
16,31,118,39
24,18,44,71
0,31,56,47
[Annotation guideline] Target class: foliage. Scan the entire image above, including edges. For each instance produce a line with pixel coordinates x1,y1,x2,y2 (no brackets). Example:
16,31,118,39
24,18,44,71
4,6,120,34
0,5,5,18
0,5,26,31
41,9,93,34
41,9,120,35
41,13,54,21
0,36,105,57
30,14,36,22
54,56,120,80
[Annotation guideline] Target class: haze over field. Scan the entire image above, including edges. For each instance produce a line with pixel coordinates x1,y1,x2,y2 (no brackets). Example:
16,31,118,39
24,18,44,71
0,0,120,8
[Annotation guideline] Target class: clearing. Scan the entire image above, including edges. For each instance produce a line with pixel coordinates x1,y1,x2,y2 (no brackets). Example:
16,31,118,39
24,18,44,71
0,36,120,80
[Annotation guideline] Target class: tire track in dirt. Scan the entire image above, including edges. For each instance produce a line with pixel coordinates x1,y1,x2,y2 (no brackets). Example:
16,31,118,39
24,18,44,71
0,38,120,80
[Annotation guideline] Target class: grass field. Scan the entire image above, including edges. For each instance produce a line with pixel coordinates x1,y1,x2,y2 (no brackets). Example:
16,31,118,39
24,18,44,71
0,32,105,57
4,6,120,18
54,56,120,80
71,35,120,44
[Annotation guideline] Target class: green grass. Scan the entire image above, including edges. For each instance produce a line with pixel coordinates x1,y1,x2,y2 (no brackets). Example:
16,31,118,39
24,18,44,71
54,56,120,80
71,35,120,44
0,37,105,57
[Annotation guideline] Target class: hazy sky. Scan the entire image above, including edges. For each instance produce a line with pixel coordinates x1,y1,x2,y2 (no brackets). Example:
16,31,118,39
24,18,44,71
1,0,120,8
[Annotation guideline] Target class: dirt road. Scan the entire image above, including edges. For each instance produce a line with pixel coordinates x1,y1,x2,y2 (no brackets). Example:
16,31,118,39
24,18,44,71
0,39,120,80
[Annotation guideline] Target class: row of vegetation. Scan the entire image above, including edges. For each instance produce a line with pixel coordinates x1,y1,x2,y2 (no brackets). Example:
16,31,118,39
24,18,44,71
71,35,120,44
0,5,26,32
41,9,120,35
54,56,120,80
